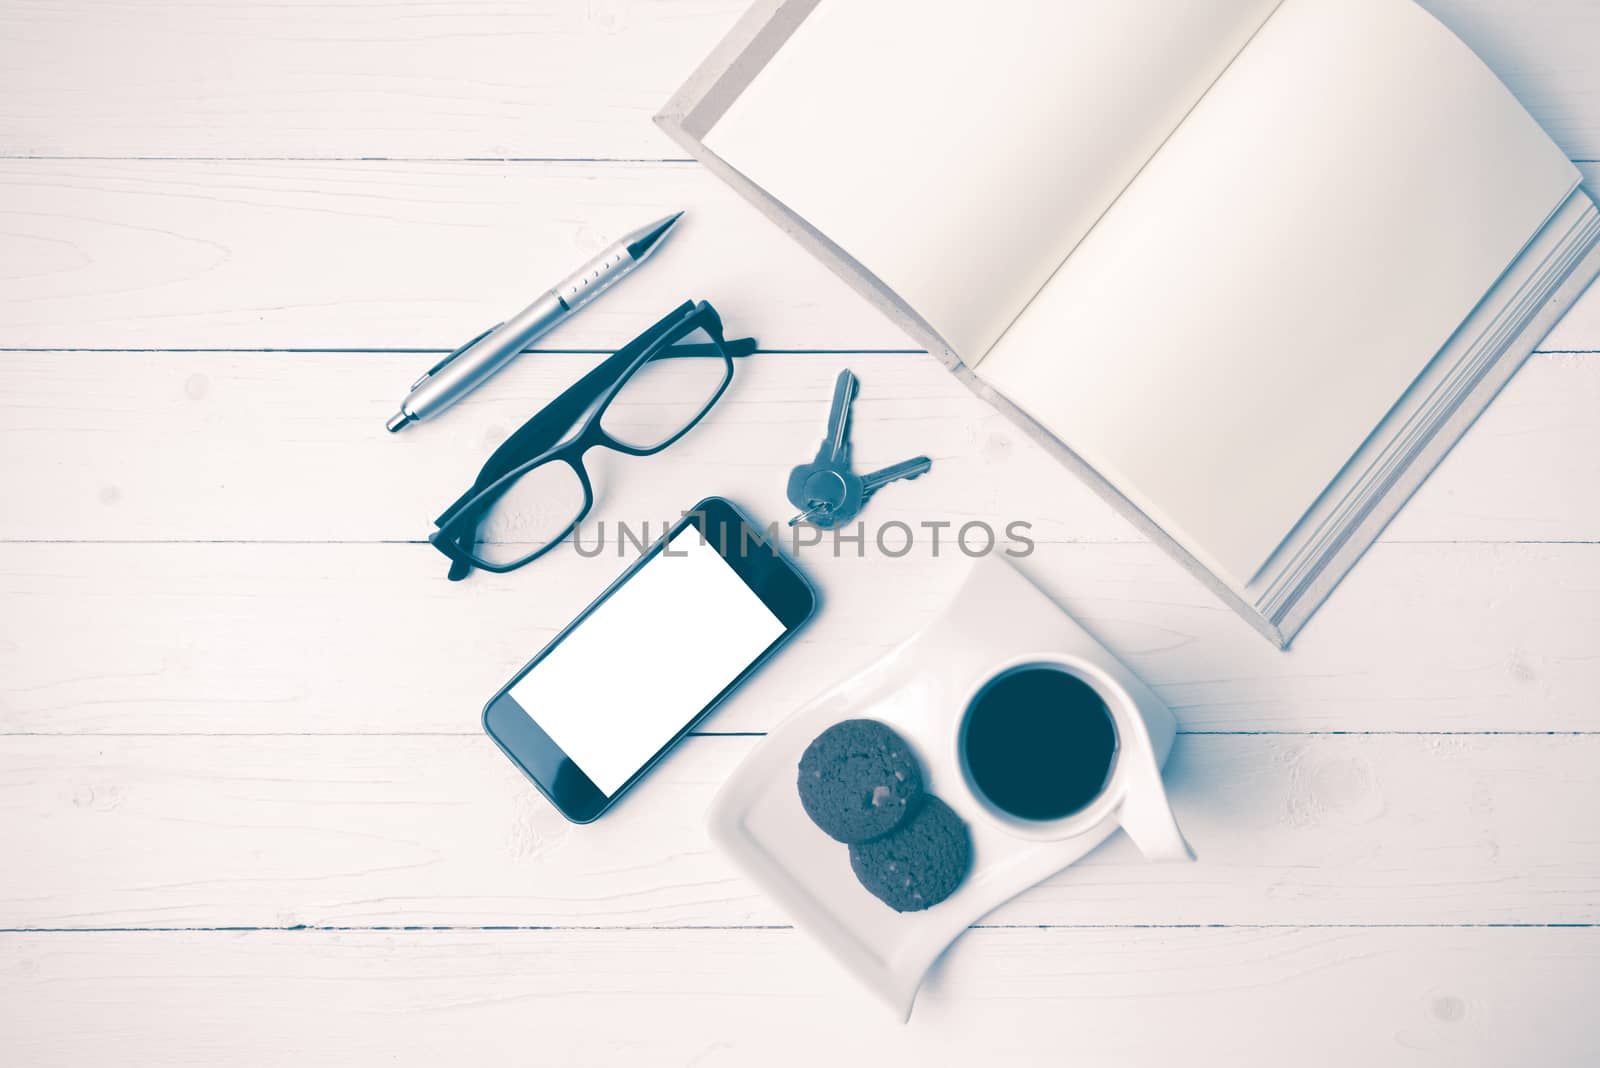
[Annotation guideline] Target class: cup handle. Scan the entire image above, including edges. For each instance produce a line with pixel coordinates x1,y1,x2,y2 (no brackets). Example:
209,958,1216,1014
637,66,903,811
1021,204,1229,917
1118,744,1196,862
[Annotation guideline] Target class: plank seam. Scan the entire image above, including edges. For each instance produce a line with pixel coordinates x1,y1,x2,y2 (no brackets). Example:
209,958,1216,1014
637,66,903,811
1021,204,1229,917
0,348,927,356
3,539,1597,547
0,155,697,164
2,923,1594,934
0,155,1592,164
0,348,1591,356
1,730,1595,738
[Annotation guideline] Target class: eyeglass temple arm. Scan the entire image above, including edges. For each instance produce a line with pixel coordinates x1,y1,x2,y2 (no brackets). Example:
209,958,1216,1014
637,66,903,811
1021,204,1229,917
657,337,757,358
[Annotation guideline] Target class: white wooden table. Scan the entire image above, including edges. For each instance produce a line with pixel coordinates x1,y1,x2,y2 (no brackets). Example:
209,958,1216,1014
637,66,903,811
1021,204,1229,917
3,2,1598,1064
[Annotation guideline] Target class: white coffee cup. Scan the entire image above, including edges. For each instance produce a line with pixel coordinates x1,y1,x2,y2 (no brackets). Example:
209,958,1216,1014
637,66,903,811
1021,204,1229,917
953,653,1193,859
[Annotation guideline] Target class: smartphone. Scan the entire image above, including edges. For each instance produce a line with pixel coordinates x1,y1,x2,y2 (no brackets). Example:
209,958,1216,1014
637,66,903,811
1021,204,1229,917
482,497,818,823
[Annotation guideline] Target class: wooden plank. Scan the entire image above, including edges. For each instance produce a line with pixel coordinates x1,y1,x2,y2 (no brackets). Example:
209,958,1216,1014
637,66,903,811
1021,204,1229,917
2,0,1598,162
2,349,1597,544
0,349,1128,543
5,928,1598,1065
2,541,1596,734
0,0,747,161
0,160,908,351
2,734,1596,929
0,159,1595,352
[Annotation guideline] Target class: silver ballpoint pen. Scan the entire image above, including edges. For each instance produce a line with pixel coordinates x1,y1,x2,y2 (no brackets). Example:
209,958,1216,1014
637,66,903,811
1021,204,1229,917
385,211,684,432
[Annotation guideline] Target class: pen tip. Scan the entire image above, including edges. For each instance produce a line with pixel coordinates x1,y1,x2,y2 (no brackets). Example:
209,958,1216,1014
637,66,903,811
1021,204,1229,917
627,211,685,259
385,411,414,433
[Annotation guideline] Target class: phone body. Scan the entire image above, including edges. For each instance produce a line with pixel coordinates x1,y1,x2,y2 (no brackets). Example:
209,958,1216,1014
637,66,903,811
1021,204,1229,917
482,497,818,823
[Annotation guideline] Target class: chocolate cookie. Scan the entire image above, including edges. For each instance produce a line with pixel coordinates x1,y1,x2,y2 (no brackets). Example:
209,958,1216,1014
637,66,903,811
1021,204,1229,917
797,719,923,844
848,795,971,912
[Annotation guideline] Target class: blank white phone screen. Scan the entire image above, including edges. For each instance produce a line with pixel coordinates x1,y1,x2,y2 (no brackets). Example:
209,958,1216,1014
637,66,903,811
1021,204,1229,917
509,526,787,795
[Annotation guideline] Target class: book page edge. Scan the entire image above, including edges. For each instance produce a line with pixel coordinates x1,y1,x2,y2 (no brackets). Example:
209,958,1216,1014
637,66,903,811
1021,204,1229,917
949,363,1291,650
1271,199,1600,644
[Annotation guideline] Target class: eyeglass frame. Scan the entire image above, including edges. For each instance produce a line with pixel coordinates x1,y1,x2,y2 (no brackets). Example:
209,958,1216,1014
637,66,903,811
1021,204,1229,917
429,299,754,579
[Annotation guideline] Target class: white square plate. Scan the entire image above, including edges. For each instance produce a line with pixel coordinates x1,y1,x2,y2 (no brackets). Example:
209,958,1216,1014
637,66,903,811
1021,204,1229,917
708,556,1182,1018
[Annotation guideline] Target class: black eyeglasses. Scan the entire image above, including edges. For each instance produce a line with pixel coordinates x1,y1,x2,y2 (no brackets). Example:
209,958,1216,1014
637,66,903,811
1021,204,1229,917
430,300,754,580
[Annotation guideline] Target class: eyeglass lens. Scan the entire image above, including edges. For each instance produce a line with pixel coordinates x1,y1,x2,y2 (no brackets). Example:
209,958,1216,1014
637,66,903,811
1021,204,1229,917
462,322,729,568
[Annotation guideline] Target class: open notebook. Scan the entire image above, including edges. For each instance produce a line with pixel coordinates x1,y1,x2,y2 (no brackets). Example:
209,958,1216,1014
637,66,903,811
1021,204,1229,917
658,0,1600,646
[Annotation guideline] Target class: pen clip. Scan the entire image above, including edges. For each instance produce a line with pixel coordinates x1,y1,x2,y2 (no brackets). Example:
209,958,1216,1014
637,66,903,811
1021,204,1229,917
411,322,503,391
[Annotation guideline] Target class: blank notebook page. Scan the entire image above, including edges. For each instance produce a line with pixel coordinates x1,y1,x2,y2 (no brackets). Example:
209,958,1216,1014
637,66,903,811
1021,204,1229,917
976,0,1577,587
703,0,1282,361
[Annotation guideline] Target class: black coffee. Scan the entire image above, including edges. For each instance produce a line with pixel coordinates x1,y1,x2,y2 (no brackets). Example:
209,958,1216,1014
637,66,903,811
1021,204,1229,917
961,666,1117,821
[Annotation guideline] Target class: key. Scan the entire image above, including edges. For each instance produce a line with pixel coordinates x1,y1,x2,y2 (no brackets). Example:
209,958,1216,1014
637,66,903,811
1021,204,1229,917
859,455,932,497
789,455,932,528
785,369,859,515
785,369,864,521
789,456,931,528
